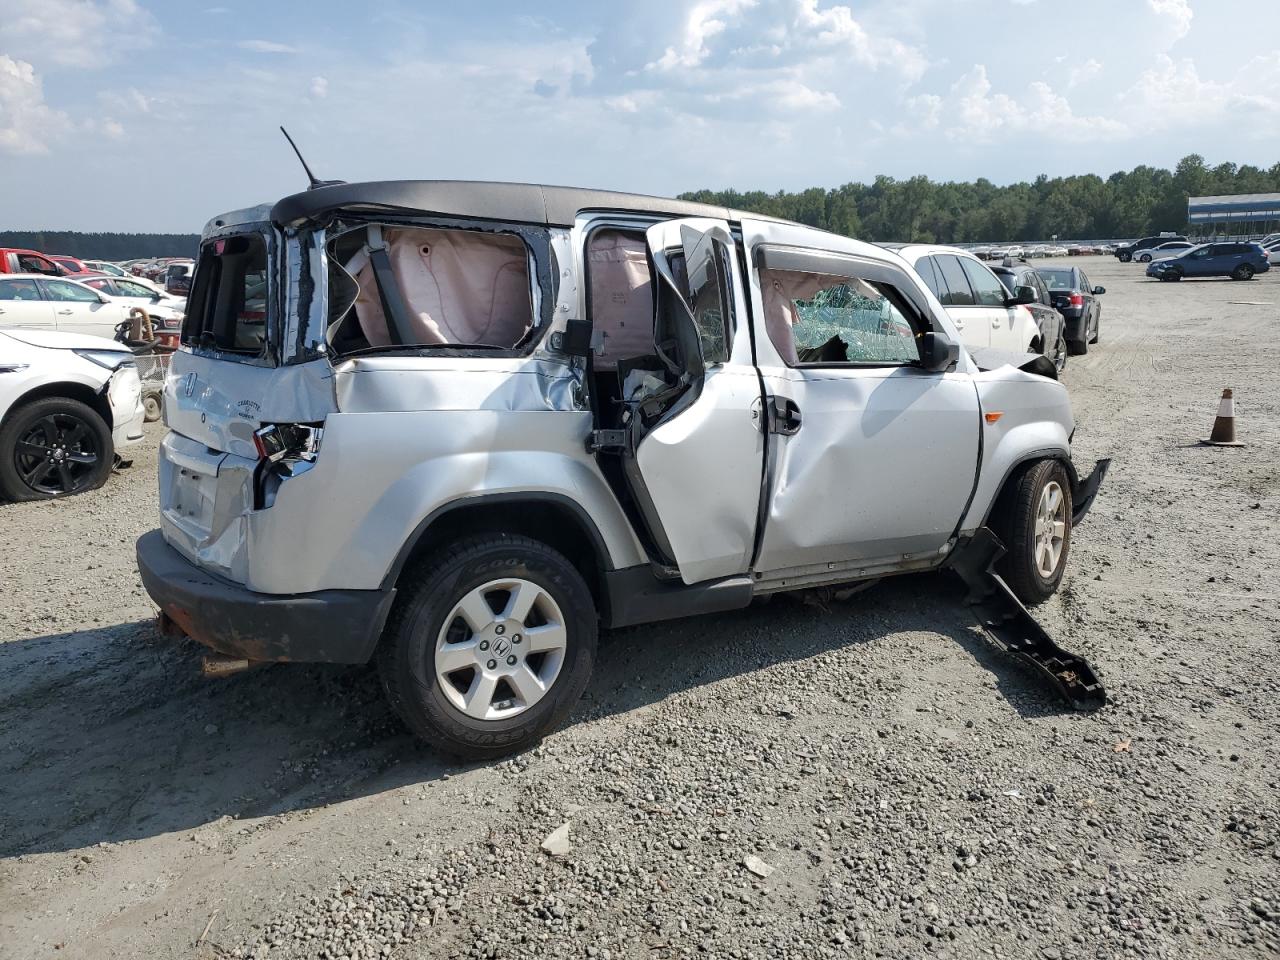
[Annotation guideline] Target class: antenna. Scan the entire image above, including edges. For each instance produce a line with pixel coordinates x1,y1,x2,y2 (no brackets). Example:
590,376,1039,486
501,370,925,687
280,126,343,190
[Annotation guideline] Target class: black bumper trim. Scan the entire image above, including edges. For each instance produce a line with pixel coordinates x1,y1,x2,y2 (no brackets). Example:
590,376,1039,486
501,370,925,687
1071,458,1110,526
136,529,395,664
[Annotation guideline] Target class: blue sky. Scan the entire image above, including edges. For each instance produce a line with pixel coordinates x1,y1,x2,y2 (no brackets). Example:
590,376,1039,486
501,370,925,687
2,0,1278,231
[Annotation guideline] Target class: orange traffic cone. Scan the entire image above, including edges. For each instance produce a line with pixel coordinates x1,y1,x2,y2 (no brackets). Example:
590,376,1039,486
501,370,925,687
1201,388,1244,447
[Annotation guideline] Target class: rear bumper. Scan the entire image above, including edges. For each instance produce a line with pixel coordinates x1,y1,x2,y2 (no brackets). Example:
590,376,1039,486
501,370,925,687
136,529,395,664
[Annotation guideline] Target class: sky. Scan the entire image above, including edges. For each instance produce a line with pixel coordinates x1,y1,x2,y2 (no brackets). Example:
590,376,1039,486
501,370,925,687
1,0,1278,232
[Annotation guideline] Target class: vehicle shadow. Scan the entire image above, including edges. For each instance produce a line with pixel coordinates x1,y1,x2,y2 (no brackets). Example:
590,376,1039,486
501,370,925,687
0,575,1077,858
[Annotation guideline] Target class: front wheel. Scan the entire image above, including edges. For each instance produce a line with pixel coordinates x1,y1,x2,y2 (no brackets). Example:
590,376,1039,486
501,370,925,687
994,459,1073,605
1052,332,1068,371
1231,264,1255,281
1161,268,1182,281
0,397,114,501
377,534,597,758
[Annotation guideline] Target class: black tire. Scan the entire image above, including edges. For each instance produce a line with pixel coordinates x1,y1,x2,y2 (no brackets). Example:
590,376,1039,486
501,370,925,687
993,459,1073,606
1231,264,1254,281
1067,337,1088,356
143,393,162,423
1138,253,1152,263
1088,312,1100,345
1118,252,1132,263
0,396,113,501
1161,268,1182,281
1053,333,1068,372
377,534,597,758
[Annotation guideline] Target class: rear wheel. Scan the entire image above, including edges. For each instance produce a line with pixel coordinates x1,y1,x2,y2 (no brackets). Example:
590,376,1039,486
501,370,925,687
1138,253,1152,263
142,392,162,423
1052,332,1068,371
994,459,1073,605
1118,252,1132,263
1231,264,1254,281
0,397,113,501
377,534,597,758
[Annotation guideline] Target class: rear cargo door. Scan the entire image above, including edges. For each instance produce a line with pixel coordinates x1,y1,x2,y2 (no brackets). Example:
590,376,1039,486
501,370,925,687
614,218,764,585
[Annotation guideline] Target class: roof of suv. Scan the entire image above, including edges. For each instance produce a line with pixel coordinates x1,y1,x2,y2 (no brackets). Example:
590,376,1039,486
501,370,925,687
269,179,792,230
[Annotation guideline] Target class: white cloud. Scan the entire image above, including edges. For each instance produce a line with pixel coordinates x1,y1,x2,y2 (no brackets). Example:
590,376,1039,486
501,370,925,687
309,76,329,99
645,0,757,72
0,55,71,155
238,40,300,55
1121,54,1280,134
912,65,1127,142
1,0,158,69
101,118,125,139
1067,58,1102,89
1146,0,1193,42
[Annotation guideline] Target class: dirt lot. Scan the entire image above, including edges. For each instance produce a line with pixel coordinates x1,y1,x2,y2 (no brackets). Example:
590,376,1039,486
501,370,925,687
2,259,1278,960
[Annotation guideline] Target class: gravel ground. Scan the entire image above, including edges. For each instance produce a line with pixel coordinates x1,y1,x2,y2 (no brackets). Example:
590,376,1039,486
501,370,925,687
1,259,1277,960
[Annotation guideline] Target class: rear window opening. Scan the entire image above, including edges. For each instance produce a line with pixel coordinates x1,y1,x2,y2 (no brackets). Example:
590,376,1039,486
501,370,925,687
325,224,536,356
183,234,270,356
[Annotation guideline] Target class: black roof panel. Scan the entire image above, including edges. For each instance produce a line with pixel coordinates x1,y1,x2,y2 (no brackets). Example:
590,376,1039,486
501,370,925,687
269,179,758,228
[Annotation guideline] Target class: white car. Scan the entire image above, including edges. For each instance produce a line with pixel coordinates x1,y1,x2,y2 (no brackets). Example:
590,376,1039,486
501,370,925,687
1136,240,1196,263
79,275,185,334
0,273,146,340
83,260,129,278
0,328,144,500
891,245,1044,356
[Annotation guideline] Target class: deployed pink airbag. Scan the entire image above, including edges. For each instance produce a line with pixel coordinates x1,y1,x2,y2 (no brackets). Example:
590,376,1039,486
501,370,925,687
346,227,532,347
760,269,833,365
588,230,654,369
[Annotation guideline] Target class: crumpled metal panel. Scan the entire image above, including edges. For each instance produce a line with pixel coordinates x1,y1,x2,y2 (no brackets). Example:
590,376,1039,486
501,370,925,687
332,357,581,413
164,351,337,461
958,367,1074,533
242,408,647,593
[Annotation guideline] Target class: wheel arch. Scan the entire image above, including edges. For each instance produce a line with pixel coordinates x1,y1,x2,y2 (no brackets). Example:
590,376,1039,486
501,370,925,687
976,447,1078,530
380,492,615,608
1,379,113,432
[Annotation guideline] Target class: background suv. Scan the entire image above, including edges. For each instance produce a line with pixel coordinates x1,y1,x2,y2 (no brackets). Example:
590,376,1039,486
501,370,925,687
1146,242,1270,281
1114,235,1188,262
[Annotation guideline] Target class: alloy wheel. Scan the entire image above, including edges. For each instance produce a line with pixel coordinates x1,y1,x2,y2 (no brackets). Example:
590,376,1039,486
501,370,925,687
434,578,568,721
13,414,101,496
1034,481,1067,579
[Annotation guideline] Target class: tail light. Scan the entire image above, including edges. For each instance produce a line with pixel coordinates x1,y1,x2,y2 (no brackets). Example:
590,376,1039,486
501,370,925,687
253,423,324,509
1068,293,1084,307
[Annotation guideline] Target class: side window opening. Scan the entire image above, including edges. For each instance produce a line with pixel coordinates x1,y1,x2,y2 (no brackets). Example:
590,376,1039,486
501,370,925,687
183,233,269,355
958,257,1009,307
324,224,534,354
933,255,975,306
761,268,922,366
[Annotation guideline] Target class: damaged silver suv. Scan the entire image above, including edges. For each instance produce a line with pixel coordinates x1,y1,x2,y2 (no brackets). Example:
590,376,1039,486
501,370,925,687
136,180,1108,757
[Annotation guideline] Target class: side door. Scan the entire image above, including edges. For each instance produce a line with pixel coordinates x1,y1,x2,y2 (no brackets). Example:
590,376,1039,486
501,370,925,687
742,220,981,575
38,278,127,338
959,256,1032,351
1182,246,1214,277
930,253,989,348
609,218,765,585
0,277,56,328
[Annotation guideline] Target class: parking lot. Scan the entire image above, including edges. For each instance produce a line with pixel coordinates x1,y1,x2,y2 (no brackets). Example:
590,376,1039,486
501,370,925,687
1,258,1277,959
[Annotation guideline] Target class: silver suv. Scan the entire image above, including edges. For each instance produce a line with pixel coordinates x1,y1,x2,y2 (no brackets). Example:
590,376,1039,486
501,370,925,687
136,181,1108,756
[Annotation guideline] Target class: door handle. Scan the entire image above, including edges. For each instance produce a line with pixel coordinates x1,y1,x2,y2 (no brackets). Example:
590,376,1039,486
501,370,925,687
57,309,73,315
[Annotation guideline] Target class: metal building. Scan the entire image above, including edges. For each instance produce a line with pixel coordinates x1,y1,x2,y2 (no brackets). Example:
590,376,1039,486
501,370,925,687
1187,193,1280,237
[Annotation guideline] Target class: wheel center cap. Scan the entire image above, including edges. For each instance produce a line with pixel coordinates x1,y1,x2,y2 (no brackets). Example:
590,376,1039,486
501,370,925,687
493,636,512,659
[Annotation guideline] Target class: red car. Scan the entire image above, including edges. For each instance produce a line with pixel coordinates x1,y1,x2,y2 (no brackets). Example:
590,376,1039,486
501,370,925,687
0,248,61,276
50,255,95,276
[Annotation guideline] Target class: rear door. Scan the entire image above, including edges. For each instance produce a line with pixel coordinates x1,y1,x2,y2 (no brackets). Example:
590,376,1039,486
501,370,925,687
958,256,1026,351
930,253,990,348
613,218,764,585
0,277,55,329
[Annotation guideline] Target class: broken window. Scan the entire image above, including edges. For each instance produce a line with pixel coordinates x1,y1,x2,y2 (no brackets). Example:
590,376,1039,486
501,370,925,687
325,225,534,353
183,233,270,355
762,269,921,366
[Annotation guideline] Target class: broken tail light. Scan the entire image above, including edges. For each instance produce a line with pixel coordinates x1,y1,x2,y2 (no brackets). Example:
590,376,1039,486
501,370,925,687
253,423,324,509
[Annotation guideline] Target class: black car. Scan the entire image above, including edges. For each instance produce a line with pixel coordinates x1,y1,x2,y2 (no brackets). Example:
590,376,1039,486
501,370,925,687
992,261,1068,371
1036,266,1104,355
1114,235,1188,263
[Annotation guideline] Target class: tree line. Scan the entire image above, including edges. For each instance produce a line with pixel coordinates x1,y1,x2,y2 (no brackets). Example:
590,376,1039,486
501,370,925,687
679,154,1280,243
0,231,199,260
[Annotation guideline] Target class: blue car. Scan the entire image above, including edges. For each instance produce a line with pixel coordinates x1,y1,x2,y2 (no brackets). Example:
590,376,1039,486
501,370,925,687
1146,242,1271,281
